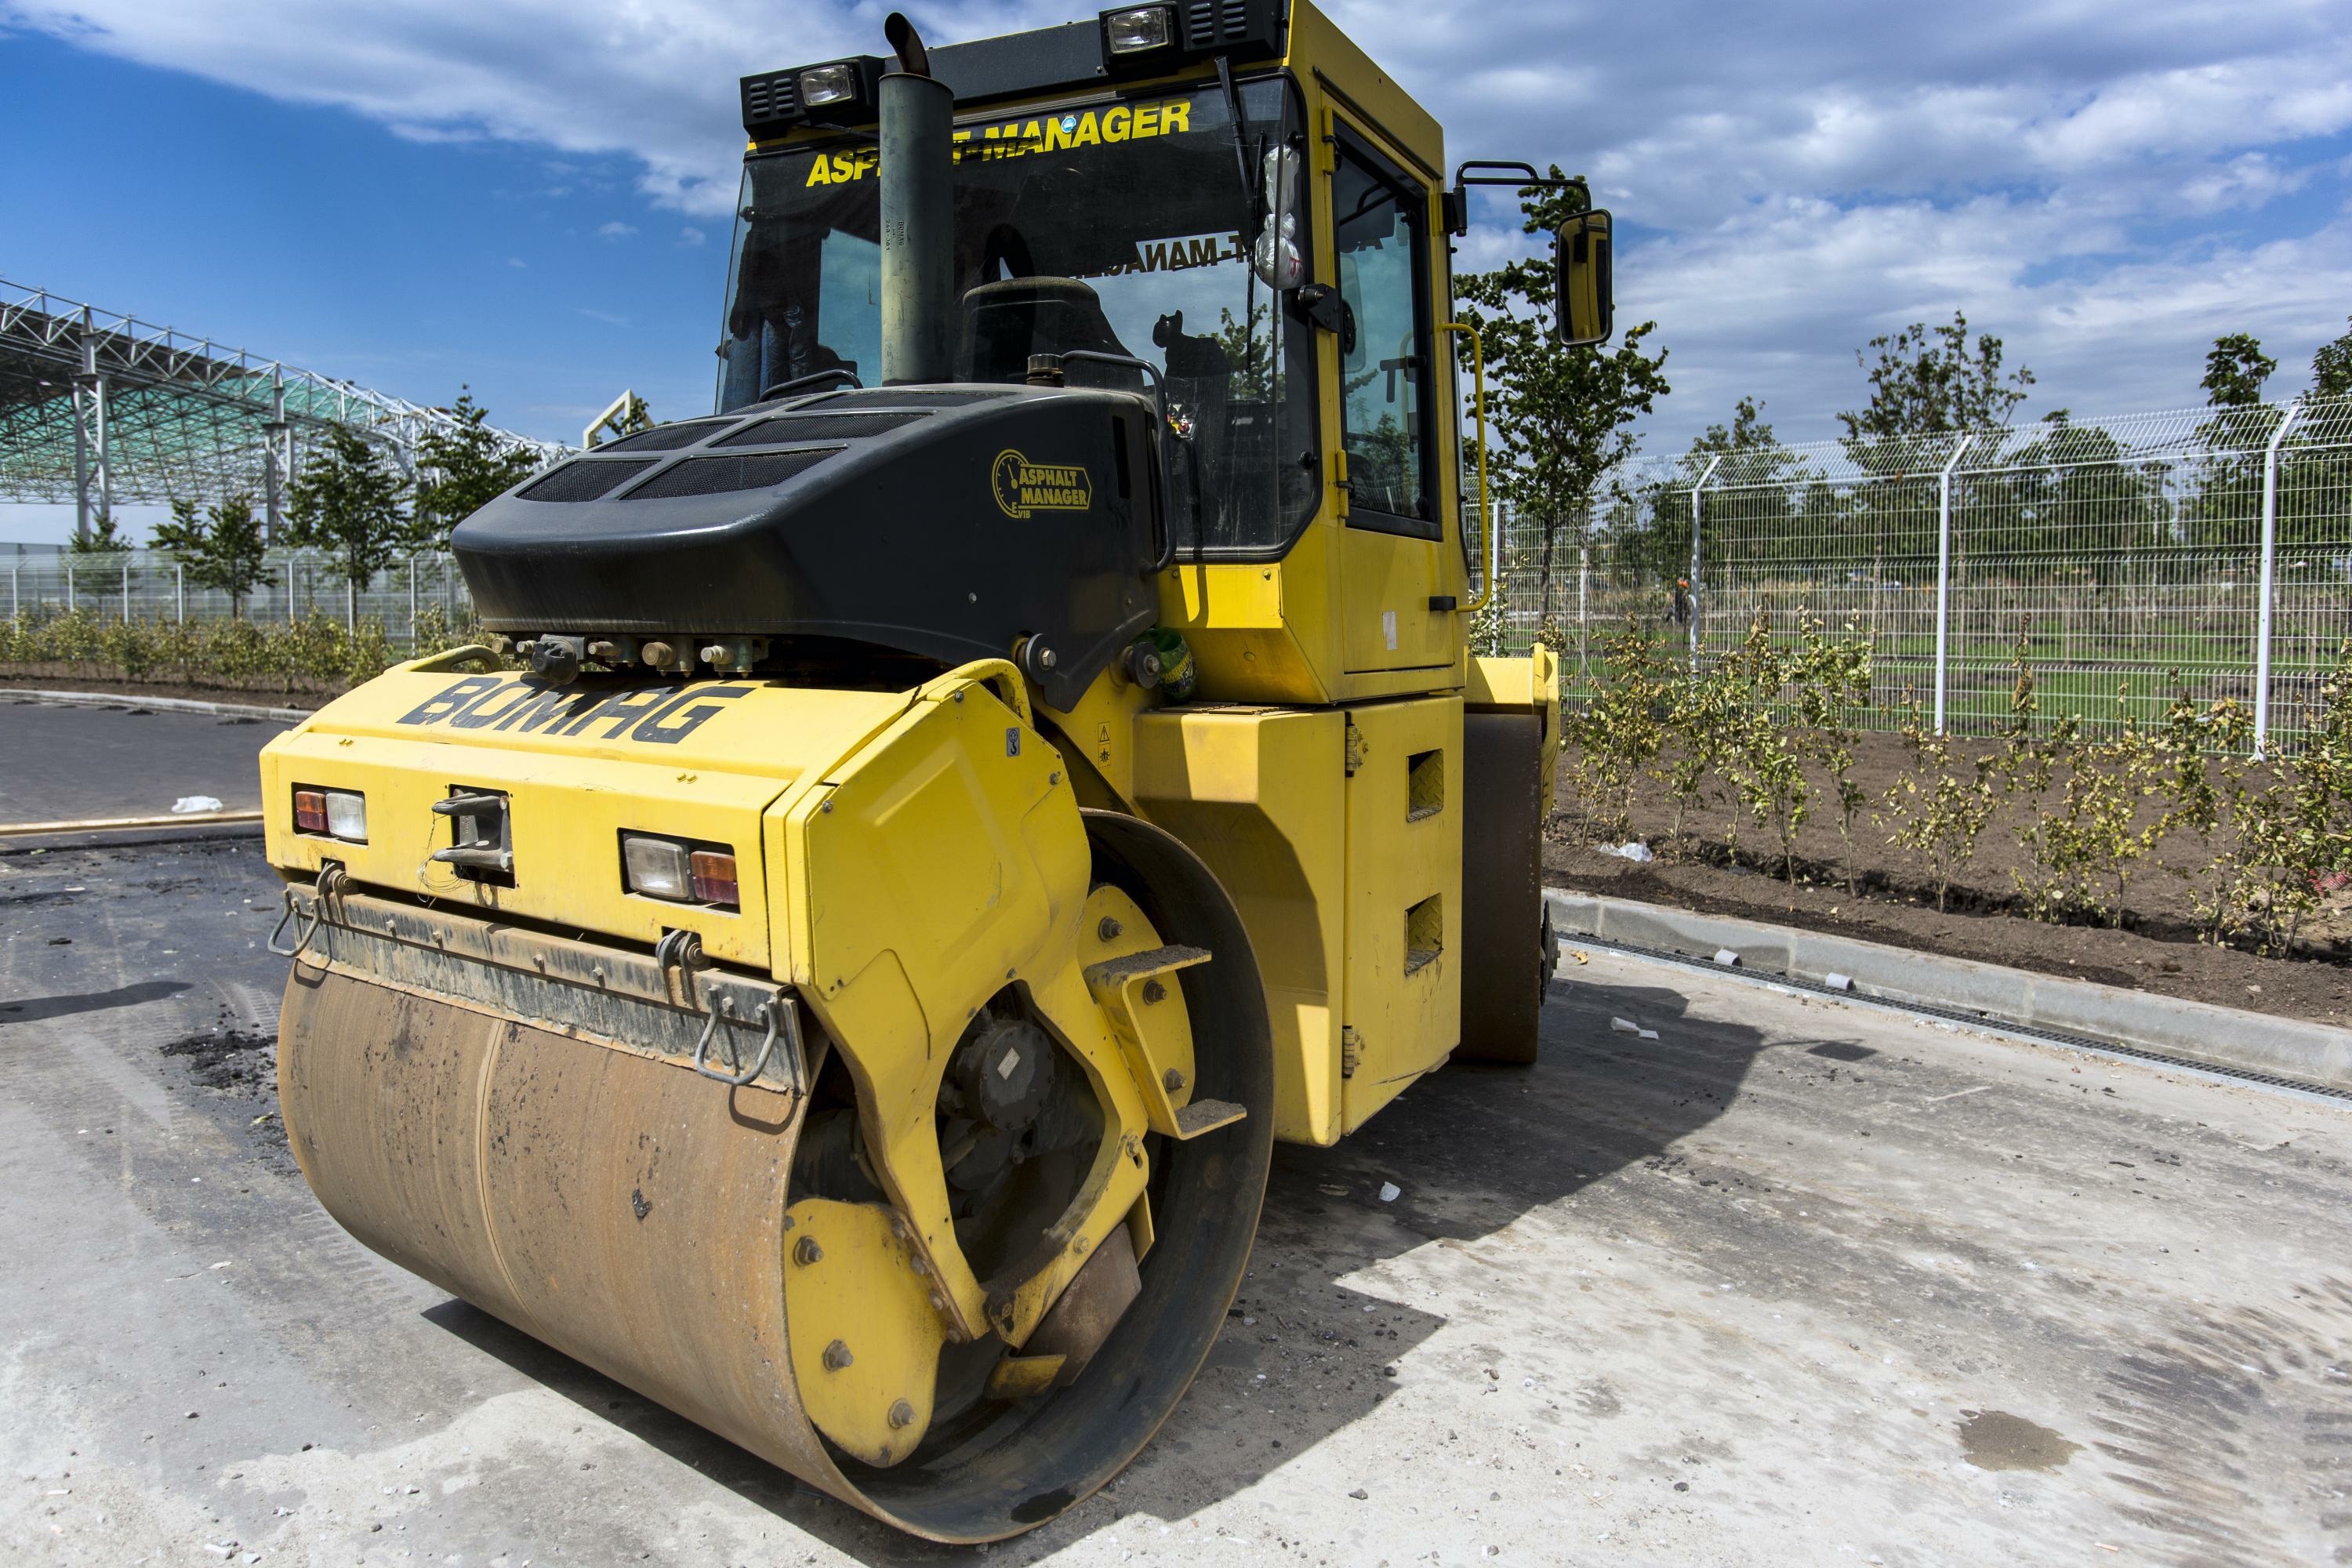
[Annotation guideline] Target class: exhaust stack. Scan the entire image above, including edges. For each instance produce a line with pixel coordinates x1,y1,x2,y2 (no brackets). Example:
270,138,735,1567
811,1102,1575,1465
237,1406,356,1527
879,13,953,386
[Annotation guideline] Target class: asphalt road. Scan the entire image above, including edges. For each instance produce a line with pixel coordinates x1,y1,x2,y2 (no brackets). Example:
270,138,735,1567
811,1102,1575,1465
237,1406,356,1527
4,833,2350,1566
0,697,292,822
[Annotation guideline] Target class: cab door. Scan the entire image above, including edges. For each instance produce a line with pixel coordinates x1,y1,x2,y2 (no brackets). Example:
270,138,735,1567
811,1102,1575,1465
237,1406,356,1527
1325,114,1454,674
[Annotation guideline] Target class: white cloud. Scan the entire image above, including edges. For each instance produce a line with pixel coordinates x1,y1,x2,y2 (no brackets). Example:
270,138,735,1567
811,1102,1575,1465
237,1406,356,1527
596,220,637,240
577,307,630,327
678,225,706,246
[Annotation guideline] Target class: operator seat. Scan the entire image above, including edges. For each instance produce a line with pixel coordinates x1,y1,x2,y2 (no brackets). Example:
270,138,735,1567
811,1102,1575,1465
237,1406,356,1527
958,276,1142,389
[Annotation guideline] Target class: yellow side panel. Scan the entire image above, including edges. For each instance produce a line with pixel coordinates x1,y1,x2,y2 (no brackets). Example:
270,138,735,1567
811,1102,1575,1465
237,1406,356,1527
1159,558,1330,706
1340,526,1454,673
1131,706,1347,1146
1341,695,1463,1131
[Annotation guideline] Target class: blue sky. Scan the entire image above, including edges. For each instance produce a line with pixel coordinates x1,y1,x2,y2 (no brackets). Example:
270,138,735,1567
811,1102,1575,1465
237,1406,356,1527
5,0,2350,544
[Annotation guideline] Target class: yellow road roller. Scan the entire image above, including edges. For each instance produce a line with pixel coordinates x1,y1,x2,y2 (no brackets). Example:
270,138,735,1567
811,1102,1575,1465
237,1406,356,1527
260,0,1607,1539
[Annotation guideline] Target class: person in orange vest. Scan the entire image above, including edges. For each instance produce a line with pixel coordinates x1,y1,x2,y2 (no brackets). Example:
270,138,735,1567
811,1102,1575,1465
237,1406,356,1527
1671,576,1691,626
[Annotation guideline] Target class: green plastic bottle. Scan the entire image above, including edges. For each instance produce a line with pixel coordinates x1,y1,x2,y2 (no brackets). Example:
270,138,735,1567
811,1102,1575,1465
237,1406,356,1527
1147,627,1196,702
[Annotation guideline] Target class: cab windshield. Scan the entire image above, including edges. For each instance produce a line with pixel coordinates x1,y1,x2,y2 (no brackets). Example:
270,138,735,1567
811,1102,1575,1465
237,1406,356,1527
717,77,1316,555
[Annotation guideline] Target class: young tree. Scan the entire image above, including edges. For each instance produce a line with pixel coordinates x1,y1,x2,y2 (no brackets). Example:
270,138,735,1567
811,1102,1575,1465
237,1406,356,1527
152,492,276,617
1454,166,1671,629
412,387,545,542
1838,310,2033,441
2201,332,2275,408
285,424,419,591
67,511,132,555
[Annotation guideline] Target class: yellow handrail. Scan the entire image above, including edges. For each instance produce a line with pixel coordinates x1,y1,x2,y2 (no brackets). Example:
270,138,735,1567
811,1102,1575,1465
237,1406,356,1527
920,657,1034,728
1438,320,1494,612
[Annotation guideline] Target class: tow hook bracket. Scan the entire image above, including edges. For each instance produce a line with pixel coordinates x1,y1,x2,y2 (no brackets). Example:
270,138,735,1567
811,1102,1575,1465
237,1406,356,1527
691,987,810,1098
268,862,347,960
430,789,514,880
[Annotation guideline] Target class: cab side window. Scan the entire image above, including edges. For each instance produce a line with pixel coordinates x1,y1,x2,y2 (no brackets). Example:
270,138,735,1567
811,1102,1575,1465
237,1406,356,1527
1331,132,1436,537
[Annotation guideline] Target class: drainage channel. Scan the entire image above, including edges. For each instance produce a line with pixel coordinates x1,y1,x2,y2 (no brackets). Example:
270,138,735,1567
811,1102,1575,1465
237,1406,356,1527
1562,930,2352,1107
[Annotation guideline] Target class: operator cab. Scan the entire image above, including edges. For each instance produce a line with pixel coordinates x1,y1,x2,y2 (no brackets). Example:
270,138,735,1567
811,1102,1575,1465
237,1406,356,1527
720,41,1319,557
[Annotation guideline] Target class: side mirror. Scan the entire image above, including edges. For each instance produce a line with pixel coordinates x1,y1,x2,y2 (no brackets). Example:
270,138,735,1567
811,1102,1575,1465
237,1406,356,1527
1555,209,1613,347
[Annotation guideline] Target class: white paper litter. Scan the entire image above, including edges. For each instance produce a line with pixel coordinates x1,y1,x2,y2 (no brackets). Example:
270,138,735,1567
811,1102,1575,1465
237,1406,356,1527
1824,972,1854,991
1609,1016,1660,1041
172,795,225,814
1377,1181,1401,1203
1711,948,1740,966
1594,841,1653,862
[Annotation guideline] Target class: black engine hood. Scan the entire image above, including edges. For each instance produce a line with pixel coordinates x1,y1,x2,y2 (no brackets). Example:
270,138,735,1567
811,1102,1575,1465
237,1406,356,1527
452,383,1163,710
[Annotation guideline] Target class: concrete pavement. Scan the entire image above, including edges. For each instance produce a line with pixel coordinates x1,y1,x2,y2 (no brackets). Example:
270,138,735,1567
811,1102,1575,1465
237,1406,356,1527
0,695,292,823
4,833,2350,1564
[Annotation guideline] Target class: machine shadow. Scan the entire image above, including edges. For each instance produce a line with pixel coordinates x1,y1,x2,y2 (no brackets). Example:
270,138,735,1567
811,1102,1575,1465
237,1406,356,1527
424,964,1773,1563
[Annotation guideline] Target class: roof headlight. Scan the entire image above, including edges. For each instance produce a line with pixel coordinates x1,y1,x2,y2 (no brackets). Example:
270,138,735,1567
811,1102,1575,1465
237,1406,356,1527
1102,5,1175,55
798,63,860,107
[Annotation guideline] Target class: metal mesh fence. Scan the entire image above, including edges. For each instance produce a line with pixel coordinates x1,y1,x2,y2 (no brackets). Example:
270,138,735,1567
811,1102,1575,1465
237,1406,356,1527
3,550,474,646
1483,397,2352,753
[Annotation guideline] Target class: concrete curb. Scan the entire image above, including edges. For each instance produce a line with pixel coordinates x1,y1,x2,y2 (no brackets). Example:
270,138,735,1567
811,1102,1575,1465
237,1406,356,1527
1546,889,2352,1091
5,688,311,723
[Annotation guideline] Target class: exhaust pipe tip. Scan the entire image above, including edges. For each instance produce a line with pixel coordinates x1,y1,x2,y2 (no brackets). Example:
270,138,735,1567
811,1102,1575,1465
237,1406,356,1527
884,12,931,77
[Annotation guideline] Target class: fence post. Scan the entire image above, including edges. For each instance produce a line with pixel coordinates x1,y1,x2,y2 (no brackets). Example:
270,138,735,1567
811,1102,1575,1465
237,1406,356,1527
1932,434,1976,736
1577,543,1590,676
1688,455,1721,670
289,554,299,622
176,562,186,625
121,558,132,625
2252,400,2304,760
408,555,419,649
9,564,16,622
346,578,355,633
66,562,75,615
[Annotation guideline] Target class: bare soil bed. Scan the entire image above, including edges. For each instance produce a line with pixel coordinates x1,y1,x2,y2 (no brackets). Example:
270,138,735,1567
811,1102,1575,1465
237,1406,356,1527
1544,728,2352,1030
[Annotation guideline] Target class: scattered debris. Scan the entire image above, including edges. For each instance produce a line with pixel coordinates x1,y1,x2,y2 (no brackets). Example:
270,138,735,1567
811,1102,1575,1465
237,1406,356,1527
1377,1182,1401,1203
1593,840,1653,862
172,795,226,814
1570,949,1590,964
1824,972,1853,991
1711,949,1740,967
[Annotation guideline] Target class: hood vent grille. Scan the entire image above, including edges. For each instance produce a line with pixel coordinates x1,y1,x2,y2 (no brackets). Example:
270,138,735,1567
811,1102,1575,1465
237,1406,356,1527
520,459,657,503
622,448,840,499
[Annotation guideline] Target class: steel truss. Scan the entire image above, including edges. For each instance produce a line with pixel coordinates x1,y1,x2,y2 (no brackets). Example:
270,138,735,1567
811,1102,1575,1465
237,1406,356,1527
0,276,570,537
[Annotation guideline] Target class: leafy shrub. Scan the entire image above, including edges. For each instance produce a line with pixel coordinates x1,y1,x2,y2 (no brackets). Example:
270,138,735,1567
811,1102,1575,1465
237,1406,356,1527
0,608,488,693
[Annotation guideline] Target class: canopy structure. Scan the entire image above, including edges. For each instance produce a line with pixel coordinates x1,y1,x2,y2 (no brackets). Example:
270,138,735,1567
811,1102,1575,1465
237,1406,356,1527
0,275,571,539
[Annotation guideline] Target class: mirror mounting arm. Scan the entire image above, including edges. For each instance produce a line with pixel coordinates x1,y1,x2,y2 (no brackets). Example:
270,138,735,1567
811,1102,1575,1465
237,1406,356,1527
1446,162,1589,236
